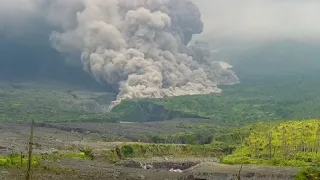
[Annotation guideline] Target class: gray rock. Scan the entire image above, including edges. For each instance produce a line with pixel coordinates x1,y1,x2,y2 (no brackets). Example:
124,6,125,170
0,170,10,175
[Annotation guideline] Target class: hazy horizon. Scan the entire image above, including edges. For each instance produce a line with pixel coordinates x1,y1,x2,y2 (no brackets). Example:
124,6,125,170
192,0,320,43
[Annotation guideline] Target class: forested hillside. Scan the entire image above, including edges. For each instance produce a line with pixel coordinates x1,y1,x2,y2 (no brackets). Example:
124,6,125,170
2,41,320,124
112,41,320,123
224,120,320,167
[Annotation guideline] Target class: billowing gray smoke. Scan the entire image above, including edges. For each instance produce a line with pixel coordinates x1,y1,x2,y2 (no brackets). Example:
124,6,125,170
2,0,240,110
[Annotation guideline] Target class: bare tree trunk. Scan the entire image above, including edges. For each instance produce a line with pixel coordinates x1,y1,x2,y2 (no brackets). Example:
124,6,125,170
239,129,243,158
25,119,35,180
317,122,320,154
253,133,258,158
236,165,243,180
282,130,287,160
20,151,23,168
268,132,272,160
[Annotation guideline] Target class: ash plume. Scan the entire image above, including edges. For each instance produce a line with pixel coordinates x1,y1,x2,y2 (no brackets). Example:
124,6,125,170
0,0,239,110
49,0,239,110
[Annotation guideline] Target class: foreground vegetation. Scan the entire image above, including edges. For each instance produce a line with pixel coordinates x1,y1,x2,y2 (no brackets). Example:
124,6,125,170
224,120,320,167
0,151,92,168
105,143,226,163
296,168,320,180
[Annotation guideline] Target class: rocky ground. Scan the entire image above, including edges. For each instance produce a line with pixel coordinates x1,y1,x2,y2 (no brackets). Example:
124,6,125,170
0,119,220,156
1,159,300,180
0,122,301,180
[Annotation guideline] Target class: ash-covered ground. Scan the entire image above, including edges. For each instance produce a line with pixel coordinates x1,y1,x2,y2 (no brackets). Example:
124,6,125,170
0,122,300,180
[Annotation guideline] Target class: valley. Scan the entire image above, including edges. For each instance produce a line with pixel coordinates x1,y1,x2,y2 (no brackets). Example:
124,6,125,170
1,42,320,179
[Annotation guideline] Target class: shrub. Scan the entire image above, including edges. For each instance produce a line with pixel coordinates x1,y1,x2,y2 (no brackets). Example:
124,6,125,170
296,168,320,180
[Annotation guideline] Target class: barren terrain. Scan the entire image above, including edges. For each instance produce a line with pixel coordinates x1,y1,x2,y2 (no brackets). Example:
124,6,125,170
0,122,301,180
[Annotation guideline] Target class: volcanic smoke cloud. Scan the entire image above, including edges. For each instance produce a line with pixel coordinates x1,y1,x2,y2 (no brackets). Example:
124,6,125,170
4,0,240,110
